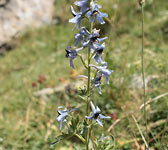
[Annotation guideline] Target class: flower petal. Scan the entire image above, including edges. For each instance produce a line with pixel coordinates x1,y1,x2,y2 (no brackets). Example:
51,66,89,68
99,114,111,119
70,5,77,16
85,114,94,120
104,73,109,84
97,37,108,43
96,15,105,24
90,101,96,112
94,53,99,64
87,11,92,17
59,120,63,130
95,106,101,114
96,119,103,126
70,58,75,68
90,16,94,23
98,86,102,95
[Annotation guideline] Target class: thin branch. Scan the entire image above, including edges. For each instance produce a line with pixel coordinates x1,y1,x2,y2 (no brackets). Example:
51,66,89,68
132,115,149,149
140,92,168,110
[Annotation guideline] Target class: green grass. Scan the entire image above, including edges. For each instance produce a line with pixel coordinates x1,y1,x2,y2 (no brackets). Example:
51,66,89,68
0,0,168,149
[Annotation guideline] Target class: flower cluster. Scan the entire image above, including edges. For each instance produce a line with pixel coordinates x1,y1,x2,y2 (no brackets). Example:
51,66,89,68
54,0,113,148
65,0,112,93
57,0,112,128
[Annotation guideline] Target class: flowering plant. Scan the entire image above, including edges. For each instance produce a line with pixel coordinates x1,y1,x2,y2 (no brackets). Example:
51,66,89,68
52,0,114,149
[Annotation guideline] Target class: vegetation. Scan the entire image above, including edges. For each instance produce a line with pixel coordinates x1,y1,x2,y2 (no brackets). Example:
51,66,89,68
0,0,168,149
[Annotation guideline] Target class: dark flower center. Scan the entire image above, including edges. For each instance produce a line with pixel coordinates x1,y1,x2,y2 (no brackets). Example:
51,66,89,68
92,10,98,17
97,48,103,54
65,50,70,57
94,113,100,119
91,37,98,41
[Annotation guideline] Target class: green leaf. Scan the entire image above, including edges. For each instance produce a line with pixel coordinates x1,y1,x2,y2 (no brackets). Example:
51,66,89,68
70,116,79,131
51,132,74,145
80,120,89,135
76,95,87,101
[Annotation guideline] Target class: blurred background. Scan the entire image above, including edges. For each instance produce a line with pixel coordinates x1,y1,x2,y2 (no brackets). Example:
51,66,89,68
0,0,168,149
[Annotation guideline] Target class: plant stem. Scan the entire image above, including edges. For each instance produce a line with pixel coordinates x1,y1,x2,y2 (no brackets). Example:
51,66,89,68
74,133,86,144
79,55,88,69
132,115,148,148
141,3,149,149
86,22,93,150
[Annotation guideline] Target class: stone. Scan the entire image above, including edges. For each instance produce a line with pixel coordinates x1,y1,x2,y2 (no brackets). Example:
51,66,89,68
0,0,54,47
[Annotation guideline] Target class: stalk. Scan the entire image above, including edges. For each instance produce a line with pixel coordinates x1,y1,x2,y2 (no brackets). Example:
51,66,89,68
141,3,149,149
86,22,93,150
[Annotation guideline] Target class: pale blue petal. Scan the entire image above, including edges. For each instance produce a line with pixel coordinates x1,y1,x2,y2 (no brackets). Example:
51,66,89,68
70,58,75,68
71,6,77,16
91,0,95,10
96,16,105,24
72,24,77,31
69,17,78,23
87,11,92,17
89,43,95,53
90,16,94,23
90,101,96,112
83,41,90,47
95,106,101,113
56,115,62,122
99,114,111,119
100,12,108,18
104,74,109,84
97,37,108,43
59,120,63,130
85,114,94,120
99,56,104,64
96,119,103,126
94,54,99,64
98,87,102,95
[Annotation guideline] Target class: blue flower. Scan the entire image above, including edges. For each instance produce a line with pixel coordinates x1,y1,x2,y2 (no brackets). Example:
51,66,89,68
93,42,105,64
87,0,108,24
92,73,102,94
74,27,90,47
83,28,107,53
69,6,84,31
56,106,68,130
90,63,113,84
82,28,100,48
74,0,91,13
56,106,79,130
65,46,83,68
85,101,111,126
89,28,100,40
78,73,102,94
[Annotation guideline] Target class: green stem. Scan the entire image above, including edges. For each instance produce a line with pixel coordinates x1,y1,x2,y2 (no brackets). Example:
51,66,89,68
79,55,88,69
86,22,93,150
132,115,148,148
141,4,149,149
74,133,86,144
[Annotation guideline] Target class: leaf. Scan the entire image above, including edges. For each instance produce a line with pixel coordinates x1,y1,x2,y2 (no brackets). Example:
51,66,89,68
76,95,86,101
70,116,79,131
80,120,89,135
50,132,74,145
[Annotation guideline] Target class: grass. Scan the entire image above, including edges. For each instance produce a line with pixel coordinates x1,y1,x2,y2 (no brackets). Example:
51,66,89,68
0,0,168,149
